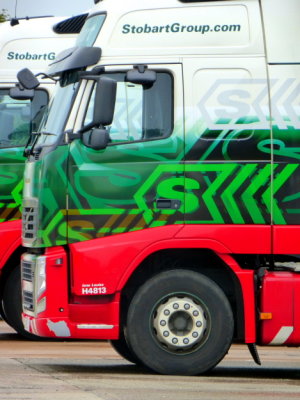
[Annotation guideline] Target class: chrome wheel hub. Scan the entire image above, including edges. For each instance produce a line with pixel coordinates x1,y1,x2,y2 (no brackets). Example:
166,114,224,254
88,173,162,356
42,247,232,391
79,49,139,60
153,296,207,351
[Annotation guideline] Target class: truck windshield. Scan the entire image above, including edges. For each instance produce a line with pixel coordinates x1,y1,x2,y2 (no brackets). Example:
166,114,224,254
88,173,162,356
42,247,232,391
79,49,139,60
32,80,78,149
76,14,106,47
0,89,48,149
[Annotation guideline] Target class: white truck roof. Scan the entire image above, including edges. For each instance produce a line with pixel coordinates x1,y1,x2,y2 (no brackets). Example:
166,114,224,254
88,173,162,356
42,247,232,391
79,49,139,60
88,0,299,63
92,0,263,58
261,0,299,63
0,16,80,81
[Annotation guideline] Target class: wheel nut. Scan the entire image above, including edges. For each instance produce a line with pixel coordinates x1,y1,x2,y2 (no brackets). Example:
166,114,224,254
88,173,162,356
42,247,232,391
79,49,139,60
163,331,169,337
193,311,199,316
160,320,166,326
184,303,190,310
196,321,202,327
173,303,179,309
192,332,198,338
183,338,189,344
164,310,170,316
172,338,178,344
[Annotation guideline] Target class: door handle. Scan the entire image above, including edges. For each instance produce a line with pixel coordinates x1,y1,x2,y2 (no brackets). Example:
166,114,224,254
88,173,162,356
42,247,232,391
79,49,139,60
156,199,181,210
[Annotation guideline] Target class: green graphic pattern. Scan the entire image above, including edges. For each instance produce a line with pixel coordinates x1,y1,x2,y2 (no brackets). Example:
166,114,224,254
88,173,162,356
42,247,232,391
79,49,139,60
23,91,300,247
34,156,300,247
0,148,25,222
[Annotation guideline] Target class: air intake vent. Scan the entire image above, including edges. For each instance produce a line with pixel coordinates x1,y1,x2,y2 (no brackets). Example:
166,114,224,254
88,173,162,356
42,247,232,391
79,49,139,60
22,198,39,247
53,13,88,34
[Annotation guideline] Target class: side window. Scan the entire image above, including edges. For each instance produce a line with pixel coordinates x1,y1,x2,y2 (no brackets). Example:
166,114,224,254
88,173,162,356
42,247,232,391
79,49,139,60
111,82,143,142
84,71,173,144
0,89,48,148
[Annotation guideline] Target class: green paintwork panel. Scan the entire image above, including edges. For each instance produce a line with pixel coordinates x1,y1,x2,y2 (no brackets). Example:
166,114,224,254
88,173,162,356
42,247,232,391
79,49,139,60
25,122,300,247
27,131,300,247
0,148,25,222
23,146,69,247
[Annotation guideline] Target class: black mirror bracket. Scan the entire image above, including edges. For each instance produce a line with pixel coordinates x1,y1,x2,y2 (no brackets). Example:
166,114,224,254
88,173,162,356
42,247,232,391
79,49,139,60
126,65,157,87
35,72,59,83
82,128,110,151
134,65,148,73
65,130,79,143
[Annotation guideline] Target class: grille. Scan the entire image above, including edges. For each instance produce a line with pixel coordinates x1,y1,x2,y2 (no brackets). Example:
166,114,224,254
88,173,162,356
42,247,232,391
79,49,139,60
22,207,35,237
22,261,34,282
22,199,39,246
23,290,34,311
22,258,35,312
53,13,88,34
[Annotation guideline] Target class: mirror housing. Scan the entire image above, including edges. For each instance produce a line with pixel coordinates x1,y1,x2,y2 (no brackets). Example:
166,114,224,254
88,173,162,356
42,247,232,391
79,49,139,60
80,77,116,150
93,77,117,126
126,65,156,87
17,68,40,90
82,128,110,151
80,76,117,134
9,86,34,100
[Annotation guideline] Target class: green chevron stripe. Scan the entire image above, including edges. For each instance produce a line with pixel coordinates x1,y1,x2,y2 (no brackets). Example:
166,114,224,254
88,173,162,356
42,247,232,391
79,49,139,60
262,164,299,224
221,164,257,223
194,164,237,224
241,165,272,224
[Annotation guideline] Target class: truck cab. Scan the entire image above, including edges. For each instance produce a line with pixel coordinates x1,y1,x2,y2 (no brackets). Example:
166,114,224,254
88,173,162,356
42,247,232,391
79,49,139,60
20,0,300,374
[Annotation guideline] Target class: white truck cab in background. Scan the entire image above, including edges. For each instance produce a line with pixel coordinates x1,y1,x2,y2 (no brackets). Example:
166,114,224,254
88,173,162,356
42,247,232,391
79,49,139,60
0,14,86,338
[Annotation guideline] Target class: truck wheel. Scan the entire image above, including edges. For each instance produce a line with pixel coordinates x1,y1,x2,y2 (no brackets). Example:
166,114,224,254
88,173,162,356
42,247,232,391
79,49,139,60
2,266,39,339
126,269,234,375
110,328,140,364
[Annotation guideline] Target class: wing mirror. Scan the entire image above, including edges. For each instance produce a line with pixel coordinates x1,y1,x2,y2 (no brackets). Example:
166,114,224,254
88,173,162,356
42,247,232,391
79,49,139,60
81,77,117,150
82,128,110,150
9,87,34,100
17,68,40,90
93,76,117,127
81,76,117,134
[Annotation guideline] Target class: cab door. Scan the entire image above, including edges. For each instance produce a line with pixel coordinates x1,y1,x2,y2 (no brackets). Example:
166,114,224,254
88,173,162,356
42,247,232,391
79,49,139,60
180,57,273,253
270,64,300,254
67,64,184,243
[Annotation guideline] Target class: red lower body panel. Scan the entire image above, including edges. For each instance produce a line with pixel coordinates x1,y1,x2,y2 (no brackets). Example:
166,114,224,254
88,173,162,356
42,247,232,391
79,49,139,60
22,225,262,342
273,225,300,253
260,271,300,345
21,224,300,345
21,247,120,339
22,302,120,340
0,219,21,271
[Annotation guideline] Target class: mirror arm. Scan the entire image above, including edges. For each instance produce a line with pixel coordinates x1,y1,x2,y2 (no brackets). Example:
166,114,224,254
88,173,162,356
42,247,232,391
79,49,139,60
134,64,147,73
78,122,98,134
35,72,59,82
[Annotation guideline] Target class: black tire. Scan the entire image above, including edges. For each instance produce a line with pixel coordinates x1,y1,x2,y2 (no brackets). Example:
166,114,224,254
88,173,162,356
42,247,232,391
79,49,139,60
2,266,39,339
110,327,140,364
126,269,234,376
0,301,9,324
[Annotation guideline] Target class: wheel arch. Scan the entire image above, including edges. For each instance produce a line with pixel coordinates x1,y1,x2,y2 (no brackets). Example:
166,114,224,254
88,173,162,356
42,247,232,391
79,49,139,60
0,220,23,307
0,246,25,313
119,247,245,342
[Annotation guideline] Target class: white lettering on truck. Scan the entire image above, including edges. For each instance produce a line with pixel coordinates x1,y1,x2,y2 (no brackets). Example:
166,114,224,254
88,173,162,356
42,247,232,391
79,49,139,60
81,283,107,295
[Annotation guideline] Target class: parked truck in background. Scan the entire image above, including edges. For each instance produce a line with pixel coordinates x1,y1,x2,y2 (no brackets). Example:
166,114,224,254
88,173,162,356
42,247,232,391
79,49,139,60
0,14,86,337
19,0,300,374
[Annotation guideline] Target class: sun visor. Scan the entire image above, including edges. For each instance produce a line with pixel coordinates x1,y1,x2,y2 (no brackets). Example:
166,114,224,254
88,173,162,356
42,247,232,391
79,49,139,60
47,46,101,77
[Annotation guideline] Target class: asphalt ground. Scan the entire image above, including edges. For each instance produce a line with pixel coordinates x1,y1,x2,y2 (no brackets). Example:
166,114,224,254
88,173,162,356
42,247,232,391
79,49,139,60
0,320,300,400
